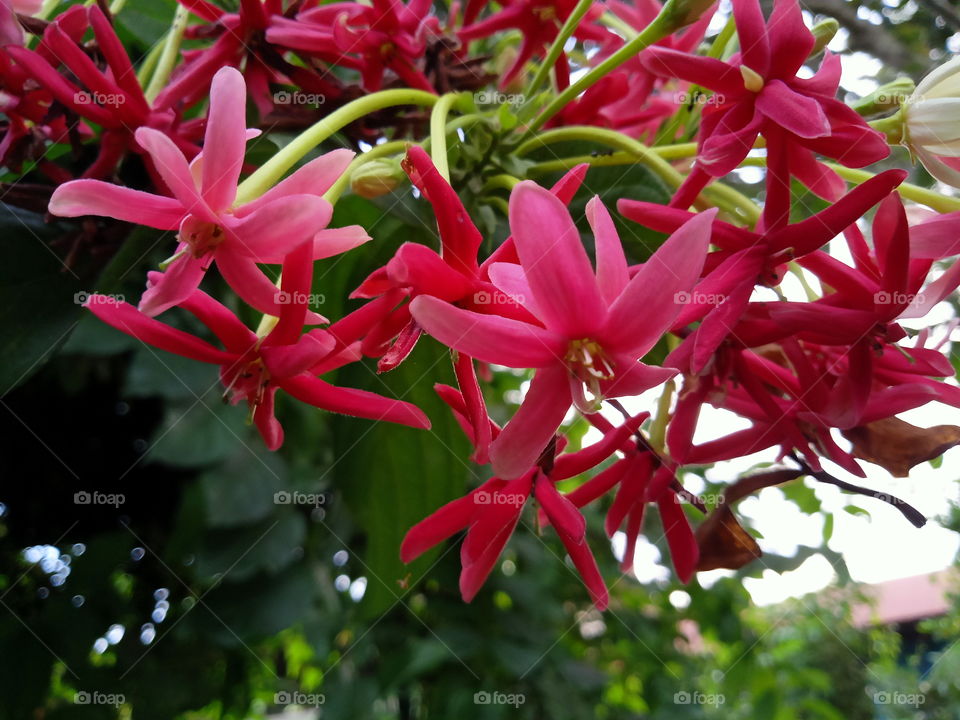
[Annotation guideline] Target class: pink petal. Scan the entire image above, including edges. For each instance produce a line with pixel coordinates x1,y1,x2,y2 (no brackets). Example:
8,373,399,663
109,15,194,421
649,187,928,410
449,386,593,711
215,250,288,317
261,331,337,378
224,194,333,262
400,487,489,562
600,357,677,397
766,0,815,77
236,149,354,216
311,226,370,259
279,374,431,429
508,181,606,337
410,295,566,368
535,477,586,543
490,364,571,480
86,297,234,364
756,80,829,139
732,0,770,76
138,249,207,317
641,46,745,97
657,494,699,583
486,261,542,317
135,127,216,223
253,386,283,451
385,243,475,300
603,209,716,354
49,180,185,229
200,67,248,210
586,196,629,305
557,525,609,609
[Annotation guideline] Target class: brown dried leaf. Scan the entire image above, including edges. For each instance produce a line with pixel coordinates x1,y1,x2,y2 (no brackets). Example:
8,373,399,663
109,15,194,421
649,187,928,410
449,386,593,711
695,505,762,572
842,417,960,478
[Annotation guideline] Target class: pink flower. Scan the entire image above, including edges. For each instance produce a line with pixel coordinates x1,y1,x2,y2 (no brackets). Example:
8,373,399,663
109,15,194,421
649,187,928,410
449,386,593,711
410,180,715,478
643,0,888,227
49,67,367,318
83,276,430,450
1,0,41,47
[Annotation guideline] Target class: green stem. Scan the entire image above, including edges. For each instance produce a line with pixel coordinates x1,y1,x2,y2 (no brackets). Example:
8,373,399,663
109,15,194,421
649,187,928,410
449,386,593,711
483,174,521,193
144,4,189,103
524,0,596,98
522,10,677,135
649,379,675,453
136,40,165,88
429,93,462,182
598,11,639,39
236,89,438,203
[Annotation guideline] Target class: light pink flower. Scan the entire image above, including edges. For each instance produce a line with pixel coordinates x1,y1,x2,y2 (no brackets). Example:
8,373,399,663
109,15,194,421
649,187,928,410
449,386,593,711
49,66,367,317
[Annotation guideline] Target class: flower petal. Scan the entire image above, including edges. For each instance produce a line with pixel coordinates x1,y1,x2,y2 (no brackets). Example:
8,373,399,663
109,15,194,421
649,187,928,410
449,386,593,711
224,194,333,262
138,249,207,317
756,80,829,138
201,66,247,210
586,196,629,306
410,295,566,368
490,364,571,479
508,181,606,337
279,374,431,429
49,180,185,229
135,127,216,222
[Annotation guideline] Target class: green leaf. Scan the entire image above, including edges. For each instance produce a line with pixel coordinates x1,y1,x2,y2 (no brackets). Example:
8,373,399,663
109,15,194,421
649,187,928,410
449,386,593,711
0,204,84,393
200,447,288,527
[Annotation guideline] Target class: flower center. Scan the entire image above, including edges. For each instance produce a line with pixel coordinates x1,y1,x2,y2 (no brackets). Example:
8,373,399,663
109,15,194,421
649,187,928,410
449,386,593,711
180,215,225,259
740,65,764,93
565,339,615,413
222,355,271,421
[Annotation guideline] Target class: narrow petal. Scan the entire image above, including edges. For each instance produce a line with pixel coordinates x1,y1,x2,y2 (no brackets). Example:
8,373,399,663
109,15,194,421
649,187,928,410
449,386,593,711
536,478,586,543
279,374,431,429
756,80,829,139
224,194,332,262
641,47,745,96
49,180,184,229
236,149,354,215
657,494,699,583
138,251,207,317
201,67,248,210
586,196,629,305
732,0,770,76
603,209,716,354
135,127,216,222
311,226,370,260
86,298,234,364
410,295,566,368
766,0,814,77
490,364,571,479
508,181,607,337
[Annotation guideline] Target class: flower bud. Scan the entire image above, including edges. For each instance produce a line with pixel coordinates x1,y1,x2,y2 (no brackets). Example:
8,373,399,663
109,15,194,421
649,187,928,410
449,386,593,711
809,18,839,56
903,57,960,187
350,158,404,199
852,77,915,118
660,0,715,30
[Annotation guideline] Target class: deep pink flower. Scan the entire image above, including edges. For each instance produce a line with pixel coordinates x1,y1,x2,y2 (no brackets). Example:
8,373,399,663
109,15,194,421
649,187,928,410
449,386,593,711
83,274,430,450
410,180,714,479
49,67,367,318
459,0,619,89
0,0,41,47
642,0,889,228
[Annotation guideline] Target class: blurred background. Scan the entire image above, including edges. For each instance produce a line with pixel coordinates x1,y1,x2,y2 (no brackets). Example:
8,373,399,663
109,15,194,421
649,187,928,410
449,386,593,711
2,0,960,718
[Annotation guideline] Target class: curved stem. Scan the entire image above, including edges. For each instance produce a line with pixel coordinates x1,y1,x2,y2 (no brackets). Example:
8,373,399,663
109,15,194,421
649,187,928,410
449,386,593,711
145,4,189,103
236,89,438,203
483,174,521,193
524,0,596,98
430,93,462,182
521,10,677,136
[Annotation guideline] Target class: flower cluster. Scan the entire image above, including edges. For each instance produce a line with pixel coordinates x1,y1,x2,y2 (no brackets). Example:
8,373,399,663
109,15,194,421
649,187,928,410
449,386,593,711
4,0,959,610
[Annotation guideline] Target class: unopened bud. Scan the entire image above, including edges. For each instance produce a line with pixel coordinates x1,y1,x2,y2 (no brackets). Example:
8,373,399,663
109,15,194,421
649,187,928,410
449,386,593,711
661,0,715,30
810,18,839,56
852,77,916,117
350,159,404,199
